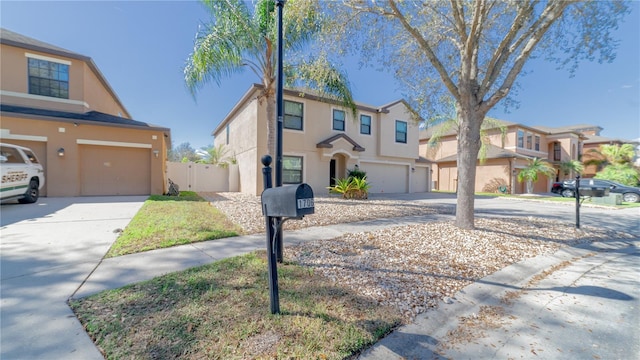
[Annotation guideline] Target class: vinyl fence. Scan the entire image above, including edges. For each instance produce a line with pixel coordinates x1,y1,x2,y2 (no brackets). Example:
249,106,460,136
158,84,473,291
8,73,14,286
166,162,238,193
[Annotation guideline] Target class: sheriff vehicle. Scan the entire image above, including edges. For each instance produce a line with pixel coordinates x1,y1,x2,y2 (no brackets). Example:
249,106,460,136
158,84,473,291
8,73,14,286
0,143,45,204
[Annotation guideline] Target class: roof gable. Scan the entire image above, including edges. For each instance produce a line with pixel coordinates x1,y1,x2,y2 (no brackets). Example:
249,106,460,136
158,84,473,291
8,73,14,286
0,28,131,119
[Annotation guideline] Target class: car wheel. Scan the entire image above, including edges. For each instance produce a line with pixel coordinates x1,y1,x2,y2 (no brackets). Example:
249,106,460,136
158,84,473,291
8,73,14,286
18,180,39,204
561,189,575,198
622,193,640,203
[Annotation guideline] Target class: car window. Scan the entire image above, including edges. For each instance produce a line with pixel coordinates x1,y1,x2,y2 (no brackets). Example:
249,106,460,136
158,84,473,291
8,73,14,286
0,146,25,164
22,150,39,164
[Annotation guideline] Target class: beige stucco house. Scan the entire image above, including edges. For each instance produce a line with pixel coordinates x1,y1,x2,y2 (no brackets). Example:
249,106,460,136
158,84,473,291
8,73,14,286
213,84,432,196
420,119,592,194
0,28,170,196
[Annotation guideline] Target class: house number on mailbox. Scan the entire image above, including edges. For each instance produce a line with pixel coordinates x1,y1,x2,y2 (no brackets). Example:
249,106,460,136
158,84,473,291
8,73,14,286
297,198,314,209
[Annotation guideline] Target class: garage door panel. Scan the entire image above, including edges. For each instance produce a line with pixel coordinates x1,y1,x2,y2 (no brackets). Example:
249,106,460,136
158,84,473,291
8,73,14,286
80,145,150,195
360,162,407,194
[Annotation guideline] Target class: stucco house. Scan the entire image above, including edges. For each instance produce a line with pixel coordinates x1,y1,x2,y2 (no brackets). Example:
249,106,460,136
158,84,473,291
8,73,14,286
567,125,634,178
212,84,432,196
0,28,170,196
420,119,590,194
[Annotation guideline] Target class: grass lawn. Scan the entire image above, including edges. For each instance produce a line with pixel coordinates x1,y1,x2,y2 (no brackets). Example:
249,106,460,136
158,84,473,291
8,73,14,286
70,252,402,359
106,191,242,257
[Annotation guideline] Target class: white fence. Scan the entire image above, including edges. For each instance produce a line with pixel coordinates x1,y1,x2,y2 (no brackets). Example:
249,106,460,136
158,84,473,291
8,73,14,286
166,162,238,193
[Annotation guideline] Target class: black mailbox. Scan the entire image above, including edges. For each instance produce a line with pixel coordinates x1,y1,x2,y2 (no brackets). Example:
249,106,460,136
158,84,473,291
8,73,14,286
261,183,315,218
579,187,609,198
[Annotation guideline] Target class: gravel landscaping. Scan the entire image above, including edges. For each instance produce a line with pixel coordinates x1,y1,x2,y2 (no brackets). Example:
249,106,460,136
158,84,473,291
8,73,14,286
201,192,634,321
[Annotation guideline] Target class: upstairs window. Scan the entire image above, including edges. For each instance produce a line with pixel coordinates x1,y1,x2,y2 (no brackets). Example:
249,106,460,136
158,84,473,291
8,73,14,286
526,133,532,149
395,120,407,143
284,100,303,130
517,130,524,148
283,155,303,184
28,58,69,99
535,135,540,151
360,114,371,135
554,142,561,161
332,109,345,131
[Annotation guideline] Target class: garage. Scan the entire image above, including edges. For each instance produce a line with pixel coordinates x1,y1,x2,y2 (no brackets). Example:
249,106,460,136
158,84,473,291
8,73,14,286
360,162,408,194
79,145,150,195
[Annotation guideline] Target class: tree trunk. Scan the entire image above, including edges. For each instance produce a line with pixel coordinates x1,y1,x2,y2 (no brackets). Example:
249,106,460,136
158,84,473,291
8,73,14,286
455,105,484,230
526,180,533,194
265,93,276,157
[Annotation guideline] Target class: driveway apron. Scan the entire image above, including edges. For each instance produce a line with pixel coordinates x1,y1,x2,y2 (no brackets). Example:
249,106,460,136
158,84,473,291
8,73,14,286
1,197,146,360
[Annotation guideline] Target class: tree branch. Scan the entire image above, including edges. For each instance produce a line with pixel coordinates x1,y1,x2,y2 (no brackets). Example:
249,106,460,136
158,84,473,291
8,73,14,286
480,0,574,112
388,0,459,99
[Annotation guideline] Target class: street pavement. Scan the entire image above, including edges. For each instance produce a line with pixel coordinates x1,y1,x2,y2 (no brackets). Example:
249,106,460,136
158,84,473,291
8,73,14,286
1,194,638,359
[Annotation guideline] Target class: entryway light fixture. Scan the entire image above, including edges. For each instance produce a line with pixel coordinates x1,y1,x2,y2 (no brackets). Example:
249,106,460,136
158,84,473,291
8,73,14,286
57,148,65,157
153,150,159,158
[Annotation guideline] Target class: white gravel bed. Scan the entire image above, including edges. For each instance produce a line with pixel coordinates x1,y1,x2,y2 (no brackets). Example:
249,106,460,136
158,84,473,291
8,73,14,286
200,192,447,234
286,217,634,320
200,192,634,321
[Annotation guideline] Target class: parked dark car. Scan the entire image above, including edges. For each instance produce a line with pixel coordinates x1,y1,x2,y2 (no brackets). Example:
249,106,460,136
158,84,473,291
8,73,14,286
553,178,640,203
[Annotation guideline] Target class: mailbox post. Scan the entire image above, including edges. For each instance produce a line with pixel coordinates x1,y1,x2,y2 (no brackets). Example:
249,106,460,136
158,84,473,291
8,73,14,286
261,156,314,314
575,175,580,229
261,155,279,314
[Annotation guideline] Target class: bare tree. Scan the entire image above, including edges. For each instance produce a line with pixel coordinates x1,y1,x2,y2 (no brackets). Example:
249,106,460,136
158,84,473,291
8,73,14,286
330,0,629,229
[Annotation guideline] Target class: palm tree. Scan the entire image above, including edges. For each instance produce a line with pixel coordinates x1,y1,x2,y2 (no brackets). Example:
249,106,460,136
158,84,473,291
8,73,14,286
585,144,636,171
426,108,507,164
184,0,355,157
558,159,584,180
517,157,555,194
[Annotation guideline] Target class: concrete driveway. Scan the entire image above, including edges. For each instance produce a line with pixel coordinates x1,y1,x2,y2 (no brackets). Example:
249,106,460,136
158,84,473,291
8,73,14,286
1,196,146,360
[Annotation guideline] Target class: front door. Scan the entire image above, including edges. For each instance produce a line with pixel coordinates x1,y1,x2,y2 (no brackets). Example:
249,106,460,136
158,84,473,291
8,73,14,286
329,159,336,186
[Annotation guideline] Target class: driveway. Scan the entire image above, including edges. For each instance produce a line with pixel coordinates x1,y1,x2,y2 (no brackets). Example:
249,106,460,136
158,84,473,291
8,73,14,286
0,196,146,360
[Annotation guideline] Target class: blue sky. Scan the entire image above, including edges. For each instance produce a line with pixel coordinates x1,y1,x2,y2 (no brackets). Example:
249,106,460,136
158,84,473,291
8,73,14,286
2,1,638,150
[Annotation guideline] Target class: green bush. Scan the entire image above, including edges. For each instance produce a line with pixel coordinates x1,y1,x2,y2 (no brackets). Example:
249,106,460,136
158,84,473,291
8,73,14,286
328,176,370,199
347,167,367,180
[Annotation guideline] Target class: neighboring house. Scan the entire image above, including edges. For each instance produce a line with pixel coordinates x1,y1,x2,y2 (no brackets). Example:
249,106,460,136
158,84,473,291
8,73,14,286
566,125,634,177
420,119,589,194
213,84,432,196
0,28,170,196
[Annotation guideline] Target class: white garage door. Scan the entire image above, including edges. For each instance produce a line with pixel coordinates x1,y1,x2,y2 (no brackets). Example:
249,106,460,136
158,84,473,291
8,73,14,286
360,162,408,194
79,145,150,196
411,166,429,193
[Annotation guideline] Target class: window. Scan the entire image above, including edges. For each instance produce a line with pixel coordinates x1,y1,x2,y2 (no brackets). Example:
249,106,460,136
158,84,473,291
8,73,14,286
284,100,303,130
360,114,371,135
283,156,303,184
535,136,540,151
226,124,230,145
0,146,25,164
332,109,345,131
28,58,69,99
395,120,407,143
517,130,524,148
553,142,561,161
526,133,532,149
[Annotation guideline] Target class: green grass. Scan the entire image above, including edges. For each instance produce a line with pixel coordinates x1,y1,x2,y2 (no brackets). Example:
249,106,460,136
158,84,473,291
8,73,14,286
70,252,402,359
106,191,241,257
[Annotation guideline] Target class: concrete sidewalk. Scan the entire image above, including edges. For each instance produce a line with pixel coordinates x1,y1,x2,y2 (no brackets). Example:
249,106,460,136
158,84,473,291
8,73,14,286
359,239,640,360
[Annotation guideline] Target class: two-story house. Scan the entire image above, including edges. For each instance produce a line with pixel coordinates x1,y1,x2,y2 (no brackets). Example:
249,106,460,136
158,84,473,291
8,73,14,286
0,28,170,196
420,119,588,194
213,84,432,196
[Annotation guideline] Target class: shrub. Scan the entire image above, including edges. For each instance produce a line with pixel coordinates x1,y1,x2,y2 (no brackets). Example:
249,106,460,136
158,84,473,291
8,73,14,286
347,167,367,180
328,176,370,200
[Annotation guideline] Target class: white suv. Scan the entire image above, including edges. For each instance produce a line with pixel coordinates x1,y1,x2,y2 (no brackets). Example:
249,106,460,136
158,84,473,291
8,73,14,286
0,143,45,204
